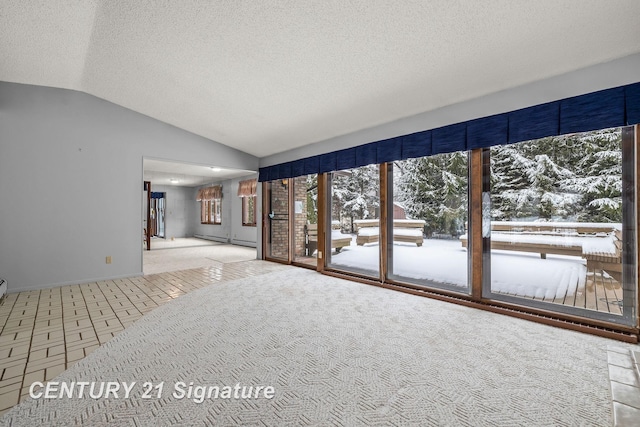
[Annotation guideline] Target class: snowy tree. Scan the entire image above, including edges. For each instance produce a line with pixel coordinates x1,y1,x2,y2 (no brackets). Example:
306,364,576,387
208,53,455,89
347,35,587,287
394,127,622,234
560,128,622,222
490,144,536,219
331,165,379,232
491,128,622,222
397,152,468,237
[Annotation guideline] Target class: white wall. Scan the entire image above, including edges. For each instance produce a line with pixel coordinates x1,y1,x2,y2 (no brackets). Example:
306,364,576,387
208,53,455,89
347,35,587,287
0,82,258,292
191,174,258,248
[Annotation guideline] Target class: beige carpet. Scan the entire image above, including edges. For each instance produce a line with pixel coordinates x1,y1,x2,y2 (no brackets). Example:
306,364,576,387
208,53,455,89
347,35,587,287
2,266,636,426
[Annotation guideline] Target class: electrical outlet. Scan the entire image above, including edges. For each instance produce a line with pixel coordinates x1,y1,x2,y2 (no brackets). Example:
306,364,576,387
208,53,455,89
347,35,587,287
106,256,112,264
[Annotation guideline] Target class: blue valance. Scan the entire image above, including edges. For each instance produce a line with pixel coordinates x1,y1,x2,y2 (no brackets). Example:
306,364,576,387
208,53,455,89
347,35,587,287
259,81,640,181
432,123,466,154
401,131,432,159
508,101,559,143
336,147,356,170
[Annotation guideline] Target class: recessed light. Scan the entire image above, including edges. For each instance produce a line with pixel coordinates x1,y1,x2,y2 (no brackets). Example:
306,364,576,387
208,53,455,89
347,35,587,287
211,167,221,172
169,178,179,183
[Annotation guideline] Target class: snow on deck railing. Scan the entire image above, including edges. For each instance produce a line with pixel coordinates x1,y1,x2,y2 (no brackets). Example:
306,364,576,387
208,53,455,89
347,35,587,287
460,221,620,255
491,221,621,230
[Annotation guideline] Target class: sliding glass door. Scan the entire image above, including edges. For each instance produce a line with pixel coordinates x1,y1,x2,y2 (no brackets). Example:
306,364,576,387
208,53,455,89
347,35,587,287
485,127,636,325
388,152,470,292
326,165,380,278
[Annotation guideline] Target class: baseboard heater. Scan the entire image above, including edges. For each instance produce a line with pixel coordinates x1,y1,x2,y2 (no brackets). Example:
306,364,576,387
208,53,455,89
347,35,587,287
194,234,228,243
231,239,257,248
0,278,6,303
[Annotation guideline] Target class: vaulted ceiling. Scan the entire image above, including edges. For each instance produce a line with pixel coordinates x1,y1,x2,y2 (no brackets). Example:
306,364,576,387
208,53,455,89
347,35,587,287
2,1,640,158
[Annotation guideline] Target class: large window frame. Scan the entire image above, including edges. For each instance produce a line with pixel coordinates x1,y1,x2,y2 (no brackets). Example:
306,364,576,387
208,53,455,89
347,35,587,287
480,127,637,327
262,125,639,337
386,153,471,295
325,165,381,280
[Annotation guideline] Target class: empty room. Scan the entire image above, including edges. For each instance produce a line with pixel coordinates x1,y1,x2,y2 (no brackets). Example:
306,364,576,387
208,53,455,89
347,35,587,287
1,1,640,425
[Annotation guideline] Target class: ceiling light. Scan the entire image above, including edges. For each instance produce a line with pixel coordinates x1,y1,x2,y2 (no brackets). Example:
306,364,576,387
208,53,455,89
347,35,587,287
169,178,179,183
211,167,221,172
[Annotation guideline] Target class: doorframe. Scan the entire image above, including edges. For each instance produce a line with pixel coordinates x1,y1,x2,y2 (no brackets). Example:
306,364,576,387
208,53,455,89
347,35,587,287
144,180,151,250
262,178,324,270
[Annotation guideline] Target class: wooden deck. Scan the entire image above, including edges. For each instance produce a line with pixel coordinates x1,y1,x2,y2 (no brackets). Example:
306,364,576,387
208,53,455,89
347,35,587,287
495,268,624,316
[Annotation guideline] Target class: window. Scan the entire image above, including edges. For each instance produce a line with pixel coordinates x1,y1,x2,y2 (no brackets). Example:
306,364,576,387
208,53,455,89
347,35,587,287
201,200,209,224
200,199,222,224
485,127,636,324
212,199,222,224
327,165,380,278
238,178,258,227
242,196,256,226
389,151,469,292
197,185,222,225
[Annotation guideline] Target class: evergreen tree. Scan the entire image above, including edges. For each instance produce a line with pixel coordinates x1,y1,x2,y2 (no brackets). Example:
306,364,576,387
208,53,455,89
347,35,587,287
397,152,467,237
561,128,622,222
490,144,535,219
331,165,379,232
490,128,621,222
394,128,622,234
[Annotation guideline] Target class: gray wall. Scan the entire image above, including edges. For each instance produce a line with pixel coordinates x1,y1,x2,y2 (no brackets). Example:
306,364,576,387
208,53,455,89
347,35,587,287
149,185,194,239
192,173,258,248
0,82,258,292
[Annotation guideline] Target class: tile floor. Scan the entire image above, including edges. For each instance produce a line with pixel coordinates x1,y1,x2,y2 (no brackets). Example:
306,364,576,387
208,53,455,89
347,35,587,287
607,346,640,426
0,257,287,416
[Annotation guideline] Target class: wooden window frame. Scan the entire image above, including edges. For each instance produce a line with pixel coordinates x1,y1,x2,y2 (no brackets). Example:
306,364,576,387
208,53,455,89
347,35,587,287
261,127,640,341
200,199,222,225
242,195,257,227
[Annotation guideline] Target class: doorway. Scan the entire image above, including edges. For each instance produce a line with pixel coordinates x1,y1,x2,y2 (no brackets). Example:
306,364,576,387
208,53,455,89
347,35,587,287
150,192,166,238
263,174,319,268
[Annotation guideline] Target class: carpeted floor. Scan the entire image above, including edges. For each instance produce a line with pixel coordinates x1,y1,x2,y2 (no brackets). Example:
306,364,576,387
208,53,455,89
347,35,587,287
2,266,636,426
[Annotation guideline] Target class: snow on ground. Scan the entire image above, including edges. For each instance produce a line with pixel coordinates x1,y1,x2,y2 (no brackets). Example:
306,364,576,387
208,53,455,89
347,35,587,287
330,238,586,299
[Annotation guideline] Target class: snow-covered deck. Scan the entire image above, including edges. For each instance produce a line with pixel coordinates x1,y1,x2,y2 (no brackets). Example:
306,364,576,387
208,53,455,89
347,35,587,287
327,238,622,316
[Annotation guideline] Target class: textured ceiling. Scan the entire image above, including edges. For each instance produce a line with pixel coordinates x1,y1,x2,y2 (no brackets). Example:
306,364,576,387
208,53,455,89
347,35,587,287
143,159,255,188
2,1,640,157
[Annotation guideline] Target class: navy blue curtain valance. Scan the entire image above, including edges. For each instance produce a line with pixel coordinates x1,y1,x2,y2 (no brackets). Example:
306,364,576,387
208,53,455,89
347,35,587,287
376,137,402,163
336,147,356,170
259,81,640,182
508,101,559,144
150,192,164,199
401,130,432,159
432,123,467,154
